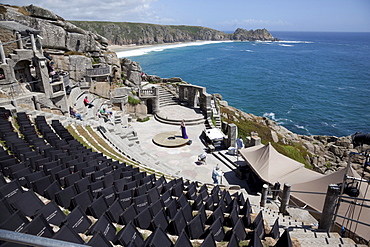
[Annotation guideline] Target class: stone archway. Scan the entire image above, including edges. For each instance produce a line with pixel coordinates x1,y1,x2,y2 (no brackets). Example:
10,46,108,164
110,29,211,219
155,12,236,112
13,59,39,92
0,68,5,80
14,60,32,83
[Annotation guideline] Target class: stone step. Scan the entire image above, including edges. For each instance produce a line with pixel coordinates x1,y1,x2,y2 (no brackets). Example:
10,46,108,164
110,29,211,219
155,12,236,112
159,97,179,103
290,231,343,240
159,100,179,105
296,237,356,246
154,113,205,126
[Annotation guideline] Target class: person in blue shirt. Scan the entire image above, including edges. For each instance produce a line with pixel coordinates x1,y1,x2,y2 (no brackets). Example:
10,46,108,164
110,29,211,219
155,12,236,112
69,107,82,120
237,136,244,150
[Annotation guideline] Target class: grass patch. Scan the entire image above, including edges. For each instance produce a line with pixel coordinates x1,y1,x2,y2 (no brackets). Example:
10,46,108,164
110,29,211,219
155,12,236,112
128,96,141,105
137,116,150,122
272,143,308,164
220,105,310,167
66,126,95,151
66,124,172,180
116,226,122,234
62,209,70,215
92,57,99,64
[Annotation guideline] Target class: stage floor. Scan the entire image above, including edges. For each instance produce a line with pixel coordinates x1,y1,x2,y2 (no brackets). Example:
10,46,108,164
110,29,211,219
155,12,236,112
152,131,189,147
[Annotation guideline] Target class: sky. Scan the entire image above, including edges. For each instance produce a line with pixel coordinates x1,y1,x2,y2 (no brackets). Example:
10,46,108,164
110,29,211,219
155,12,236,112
4,0,370,32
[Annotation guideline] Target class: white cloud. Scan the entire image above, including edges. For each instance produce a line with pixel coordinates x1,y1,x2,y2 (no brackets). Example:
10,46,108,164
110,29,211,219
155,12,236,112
6,0,160,22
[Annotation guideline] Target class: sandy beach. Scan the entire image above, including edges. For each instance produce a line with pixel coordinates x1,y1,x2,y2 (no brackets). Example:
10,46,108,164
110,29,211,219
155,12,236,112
108,44,157,52
108,40,234,57
108,42,190,53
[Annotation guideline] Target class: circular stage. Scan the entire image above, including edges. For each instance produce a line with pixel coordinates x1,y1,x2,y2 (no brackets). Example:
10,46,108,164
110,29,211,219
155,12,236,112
152,131,189,148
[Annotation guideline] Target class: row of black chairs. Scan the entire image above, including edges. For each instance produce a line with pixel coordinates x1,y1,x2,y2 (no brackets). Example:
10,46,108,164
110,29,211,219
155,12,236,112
0,111,292,246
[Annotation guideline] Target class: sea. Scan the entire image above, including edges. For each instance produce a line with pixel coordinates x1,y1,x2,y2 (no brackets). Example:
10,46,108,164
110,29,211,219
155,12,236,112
116,31,370,137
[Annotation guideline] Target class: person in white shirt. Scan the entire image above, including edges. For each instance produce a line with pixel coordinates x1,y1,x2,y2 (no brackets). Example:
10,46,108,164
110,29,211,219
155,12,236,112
212,164,224,184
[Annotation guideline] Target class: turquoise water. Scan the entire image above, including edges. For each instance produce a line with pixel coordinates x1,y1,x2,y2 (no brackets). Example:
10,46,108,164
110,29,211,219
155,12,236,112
118,32,370,137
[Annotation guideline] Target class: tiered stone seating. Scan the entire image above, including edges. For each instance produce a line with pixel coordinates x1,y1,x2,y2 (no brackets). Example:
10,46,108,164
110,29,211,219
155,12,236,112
0,109,366,247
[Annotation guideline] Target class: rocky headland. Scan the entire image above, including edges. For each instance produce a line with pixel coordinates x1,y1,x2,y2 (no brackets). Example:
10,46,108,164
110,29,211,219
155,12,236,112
69,21,280,46
1,3,368,180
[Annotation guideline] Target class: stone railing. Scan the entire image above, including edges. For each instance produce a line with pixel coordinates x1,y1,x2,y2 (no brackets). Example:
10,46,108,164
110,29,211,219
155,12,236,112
86,66,110,77
138,88,157,97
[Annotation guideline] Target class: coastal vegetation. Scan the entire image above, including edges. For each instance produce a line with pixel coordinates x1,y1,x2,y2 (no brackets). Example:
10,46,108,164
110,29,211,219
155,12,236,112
128,95,141,105
220,104,311,167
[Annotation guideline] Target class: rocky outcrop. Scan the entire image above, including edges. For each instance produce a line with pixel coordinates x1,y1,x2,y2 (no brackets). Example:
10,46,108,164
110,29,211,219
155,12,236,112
0,4,122,87
70,21,278,46
121,58,142,87
232,28,279,41
0,4,107,53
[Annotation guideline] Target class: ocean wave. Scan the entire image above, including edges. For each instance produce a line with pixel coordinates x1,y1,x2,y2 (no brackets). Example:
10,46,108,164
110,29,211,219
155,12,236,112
263,112,276,120
278,44,294,47
240,49,253,52
116,40,234,58
294,124,310,134
277,40,313,44
256,41,273,45
263,112,288,123
294,124,307,130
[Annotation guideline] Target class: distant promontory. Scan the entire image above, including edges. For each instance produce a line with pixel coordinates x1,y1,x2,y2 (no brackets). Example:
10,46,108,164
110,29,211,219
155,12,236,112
69,21,279,46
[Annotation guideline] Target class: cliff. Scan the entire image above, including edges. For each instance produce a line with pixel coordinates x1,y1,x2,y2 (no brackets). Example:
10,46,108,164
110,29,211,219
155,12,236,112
69,21,278,46
0,4,108,53
0,4,122,84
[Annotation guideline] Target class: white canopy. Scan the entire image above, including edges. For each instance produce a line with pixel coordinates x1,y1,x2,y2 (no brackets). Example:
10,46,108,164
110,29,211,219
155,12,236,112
239,143,370,240
239,142,323,185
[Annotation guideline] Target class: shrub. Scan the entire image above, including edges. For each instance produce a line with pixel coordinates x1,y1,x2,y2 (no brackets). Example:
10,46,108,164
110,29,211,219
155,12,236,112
128,96,141,105
137,116,150,122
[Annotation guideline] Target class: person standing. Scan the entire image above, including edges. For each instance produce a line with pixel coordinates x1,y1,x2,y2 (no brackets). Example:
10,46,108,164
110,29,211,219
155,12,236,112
212,164,224,184
237,136,244,150
180,119,188,139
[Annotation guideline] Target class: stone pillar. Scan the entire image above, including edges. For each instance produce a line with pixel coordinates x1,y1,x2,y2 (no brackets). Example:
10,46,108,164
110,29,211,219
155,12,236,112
16,32,23,49
251,136,261,146
188,87,196,108
34,56,49,94
30,34,37,53
227,123,237,148
272,182,280,200
0,42,6,64
319,184,340,232
200,94,212,119
279,183,291,215
178,85,184,101
33,96,41,110
152,87,160,114
260,184,269,207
